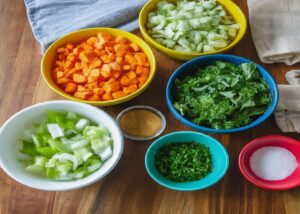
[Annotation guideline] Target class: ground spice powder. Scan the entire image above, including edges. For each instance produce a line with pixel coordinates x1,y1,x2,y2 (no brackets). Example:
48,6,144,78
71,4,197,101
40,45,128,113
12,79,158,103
119,110,162,137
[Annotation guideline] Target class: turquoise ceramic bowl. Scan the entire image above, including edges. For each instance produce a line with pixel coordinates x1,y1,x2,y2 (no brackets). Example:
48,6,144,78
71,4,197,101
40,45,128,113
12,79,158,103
145,131,229,191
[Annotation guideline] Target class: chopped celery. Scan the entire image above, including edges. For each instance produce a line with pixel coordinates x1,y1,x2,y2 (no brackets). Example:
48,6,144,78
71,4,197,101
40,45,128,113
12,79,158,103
47,123,64,139
18,110,113,180
36,147,56,158
147,0,240,53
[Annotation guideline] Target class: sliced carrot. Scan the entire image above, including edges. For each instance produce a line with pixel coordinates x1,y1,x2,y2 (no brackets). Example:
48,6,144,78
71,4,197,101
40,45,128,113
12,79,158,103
73,91,92,100
82,68,90,76
57,47,65,53
126,71,137,80
120,75,131,86
66,43,74,50
73,74,87,83
112,91,126,99
109,62,121,71
89,69,101,77
56,71,64,79
125,54,138,65
115,36,128,44
79,52,89,62
114,44,127,52
65,82,77,93
129,43,140,52
85,81,98,89
93,88,105,96
65,68,77,78
101,64,111,72
102,93,113,101
138,76,148,87
111,70,121,79
135,52,148,65
88,94,101,101
77,85,88,92
89,58,102,69
87,37,98,45
123,65,131,70
57,77,70,84
116,56,123,64
140,67,150,77
52,31,150,101
124,84,138,94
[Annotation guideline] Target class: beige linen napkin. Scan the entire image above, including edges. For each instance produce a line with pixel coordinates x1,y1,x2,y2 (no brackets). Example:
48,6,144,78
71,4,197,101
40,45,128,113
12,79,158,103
275,70,300,132
248,0,300,65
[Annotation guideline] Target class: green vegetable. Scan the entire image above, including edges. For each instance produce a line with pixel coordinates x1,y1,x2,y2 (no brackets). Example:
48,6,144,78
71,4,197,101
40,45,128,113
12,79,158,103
18,111,113,180
155,142,212,182
173,61,272,129
147,0,239,53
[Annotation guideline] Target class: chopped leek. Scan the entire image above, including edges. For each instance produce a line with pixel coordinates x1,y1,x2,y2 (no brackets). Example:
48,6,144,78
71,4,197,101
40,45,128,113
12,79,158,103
18,111,113,180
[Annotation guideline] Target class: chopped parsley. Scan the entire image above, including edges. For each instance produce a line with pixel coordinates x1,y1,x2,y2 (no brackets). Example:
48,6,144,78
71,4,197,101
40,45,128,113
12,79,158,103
155,142,212,182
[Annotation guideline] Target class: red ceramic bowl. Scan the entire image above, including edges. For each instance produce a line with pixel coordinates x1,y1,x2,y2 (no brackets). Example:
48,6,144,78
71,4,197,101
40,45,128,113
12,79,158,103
238,135,300,190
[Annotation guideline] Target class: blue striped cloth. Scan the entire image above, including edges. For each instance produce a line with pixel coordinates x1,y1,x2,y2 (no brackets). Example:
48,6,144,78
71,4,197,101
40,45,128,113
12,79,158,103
24,0,147,52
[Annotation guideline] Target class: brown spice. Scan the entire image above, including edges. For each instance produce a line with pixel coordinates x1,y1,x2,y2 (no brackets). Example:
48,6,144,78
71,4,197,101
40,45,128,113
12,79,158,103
119,110,162,137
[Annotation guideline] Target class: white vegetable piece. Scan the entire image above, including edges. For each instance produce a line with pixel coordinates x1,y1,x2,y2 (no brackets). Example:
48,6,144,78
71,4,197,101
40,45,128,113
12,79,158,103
147,0,240,53
47,123,64,139
75,119,90,131
52,153,78,170
97,146,113,161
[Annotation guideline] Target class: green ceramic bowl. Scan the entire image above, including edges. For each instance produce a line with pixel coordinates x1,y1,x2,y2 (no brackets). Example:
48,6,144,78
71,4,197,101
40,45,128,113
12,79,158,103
145,131,229,191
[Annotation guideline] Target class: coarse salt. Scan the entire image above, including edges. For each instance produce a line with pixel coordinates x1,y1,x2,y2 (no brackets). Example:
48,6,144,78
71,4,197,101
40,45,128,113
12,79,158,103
250,146,298,181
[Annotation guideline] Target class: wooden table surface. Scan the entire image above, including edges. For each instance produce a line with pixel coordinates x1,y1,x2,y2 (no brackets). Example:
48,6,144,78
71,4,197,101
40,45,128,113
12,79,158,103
1,0,300,214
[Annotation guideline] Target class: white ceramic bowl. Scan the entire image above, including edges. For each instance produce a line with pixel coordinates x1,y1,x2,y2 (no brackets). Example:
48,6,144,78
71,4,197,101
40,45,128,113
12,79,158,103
0,101,123,191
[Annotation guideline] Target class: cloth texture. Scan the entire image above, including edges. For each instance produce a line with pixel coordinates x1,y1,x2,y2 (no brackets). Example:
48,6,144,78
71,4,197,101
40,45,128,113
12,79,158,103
275,70,300,132
248,0,300,65
24,0,147,52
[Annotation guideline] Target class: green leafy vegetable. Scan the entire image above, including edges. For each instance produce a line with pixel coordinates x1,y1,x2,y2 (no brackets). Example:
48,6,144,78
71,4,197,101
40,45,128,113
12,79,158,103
155,142,212,182
147,0,240,53
18,111,113,180
173,61,272,129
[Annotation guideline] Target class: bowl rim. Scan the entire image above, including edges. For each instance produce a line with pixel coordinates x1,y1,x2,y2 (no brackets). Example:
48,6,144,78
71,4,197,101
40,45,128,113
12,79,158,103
145,131,229,191
41,27,156,106
116,105,166,141
0,100,124,191
139,0,247,58
165,54,279,134
238,135,300,190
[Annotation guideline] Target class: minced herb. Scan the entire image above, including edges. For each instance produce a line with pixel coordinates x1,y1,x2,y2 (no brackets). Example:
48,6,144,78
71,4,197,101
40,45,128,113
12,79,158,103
173,61,272,129
155,142,212,182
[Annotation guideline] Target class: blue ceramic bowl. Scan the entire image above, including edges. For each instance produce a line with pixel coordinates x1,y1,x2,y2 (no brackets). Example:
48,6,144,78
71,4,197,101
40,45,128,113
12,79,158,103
145,131,229,191
166,54,279,134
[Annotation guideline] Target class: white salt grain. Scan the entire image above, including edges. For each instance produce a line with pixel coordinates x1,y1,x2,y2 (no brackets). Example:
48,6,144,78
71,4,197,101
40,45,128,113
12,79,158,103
250,146,298,181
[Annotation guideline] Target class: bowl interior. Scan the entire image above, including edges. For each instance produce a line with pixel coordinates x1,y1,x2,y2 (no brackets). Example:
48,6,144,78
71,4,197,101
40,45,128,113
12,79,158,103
166,54,279,134
145,131,229,191
139,0,247,60
0,101,123,191
239,136,300,190
42,28,156,106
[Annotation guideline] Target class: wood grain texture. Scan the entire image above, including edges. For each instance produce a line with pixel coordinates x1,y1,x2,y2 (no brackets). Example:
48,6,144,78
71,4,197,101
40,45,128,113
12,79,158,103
1,1,300,214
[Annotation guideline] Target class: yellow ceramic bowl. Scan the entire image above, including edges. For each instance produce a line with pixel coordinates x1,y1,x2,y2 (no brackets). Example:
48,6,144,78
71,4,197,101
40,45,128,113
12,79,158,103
139,0,247,60
41,27,156,106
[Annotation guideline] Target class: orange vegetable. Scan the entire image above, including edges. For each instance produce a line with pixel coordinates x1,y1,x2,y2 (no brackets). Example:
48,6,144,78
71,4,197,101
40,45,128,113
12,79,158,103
65,82,77,93
102,93,113,101
51,32,150,101
112,91,126,99
73,74,87,83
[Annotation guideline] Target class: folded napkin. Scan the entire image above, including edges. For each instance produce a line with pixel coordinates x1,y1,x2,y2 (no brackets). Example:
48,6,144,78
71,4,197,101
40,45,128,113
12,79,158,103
275,70,300,132
247,0,300,65
24,0,147,52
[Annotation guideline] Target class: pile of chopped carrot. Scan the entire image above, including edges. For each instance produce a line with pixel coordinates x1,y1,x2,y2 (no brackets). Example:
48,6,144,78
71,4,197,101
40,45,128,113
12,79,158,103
51,32,150,101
